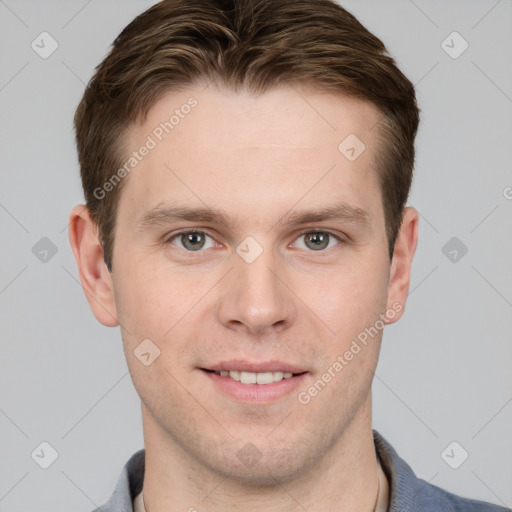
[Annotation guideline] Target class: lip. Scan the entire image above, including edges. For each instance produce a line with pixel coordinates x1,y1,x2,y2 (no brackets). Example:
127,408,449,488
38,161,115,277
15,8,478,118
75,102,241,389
204,360,307,373
201,368,309,404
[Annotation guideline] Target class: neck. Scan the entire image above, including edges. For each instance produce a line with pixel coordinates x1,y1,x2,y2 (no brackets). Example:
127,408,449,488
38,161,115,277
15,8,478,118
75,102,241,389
141,394,379,512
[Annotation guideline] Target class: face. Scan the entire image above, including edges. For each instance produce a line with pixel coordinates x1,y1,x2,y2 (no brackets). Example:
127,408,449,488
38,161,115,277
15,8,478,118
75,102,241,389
74,83,416,485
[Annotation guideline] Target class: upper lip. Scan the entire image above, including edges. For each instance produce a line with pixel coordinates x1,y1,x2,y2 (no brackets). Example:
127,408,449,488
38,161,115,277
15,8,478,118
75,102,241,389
203,360,307,374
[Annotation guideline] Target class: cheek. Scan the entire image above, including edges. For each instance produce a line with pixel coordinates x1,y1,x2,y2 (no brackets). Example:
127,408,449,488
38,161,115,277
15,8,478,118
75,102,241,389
112,256,222,377
112,265,196,395
303,264,388,414
309,256,389,339
112,257,180,339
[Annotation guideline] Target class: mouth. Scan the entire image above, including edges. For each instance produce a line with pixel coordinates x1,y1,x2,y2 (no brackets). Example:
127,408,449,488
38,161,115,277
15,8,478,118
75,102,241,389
201,368,307,385
199,361,309,403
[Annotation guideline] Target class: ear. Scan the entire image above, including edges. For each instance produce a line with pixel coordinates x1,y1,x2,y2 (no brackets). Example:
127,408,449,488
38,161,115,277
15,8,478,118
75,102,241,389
385,206,419,325
68,205,119,327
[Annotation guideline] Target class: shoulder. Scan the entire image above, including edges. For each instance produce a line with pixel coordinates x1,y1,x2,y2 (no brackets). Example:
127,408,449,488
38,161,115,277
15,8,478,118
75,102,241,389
415,476,510,512
373,430,510,512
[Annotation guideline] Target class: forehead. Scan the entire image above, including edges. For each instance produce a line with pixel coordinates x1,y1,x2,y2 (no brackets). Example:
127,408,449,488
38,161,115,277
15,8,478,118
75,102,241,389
133,82,380,150
119,83,384,228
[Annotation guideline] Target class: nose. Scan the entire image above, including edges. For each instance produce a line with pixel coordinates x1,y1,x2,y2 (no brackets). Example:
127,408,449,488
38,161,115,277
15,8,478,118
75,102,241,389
215,242,296,335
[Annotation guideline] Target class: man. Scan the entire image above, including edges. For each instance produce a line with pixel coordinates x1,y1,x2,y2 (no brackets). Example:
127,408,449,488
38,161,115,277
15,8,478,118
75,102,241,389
68,0,509,510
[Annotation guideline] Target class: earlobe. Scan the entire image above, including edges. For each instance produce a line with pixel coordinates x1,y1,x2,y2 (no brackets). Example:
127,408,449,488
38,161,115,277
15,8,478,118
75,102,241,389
385,206,419,325
68,205,119,327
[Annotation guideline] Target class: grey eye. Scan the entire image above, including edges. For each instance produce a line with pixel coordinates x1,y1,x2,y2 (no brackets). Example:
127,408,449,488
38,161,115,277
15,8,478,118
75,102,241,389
173,231,215,251
295,231,339,251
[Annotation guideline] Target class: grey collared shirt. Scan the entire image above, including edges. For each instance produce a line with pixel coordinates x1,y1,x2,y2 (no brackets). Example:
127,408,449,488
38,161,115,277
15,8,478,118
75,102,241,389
92,430,511,512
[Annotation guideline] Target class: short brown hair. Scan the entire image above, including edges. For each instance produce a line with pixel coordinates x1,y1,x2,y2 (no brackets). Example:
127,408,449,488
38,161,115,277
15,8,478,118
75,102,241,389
74,0,420,271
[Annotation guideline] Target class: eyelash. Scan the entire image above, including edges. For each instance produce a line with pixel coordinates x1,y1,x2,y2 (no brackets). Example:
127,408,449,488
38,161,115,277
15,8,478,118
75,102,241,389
165,228,344,253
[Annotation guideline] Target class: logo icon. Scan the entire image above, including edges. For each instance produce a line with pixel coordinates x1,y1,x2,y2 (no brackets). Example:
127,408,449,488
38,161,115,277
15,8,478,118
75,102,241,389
441,32,469,59
32,237,58,263
236,236,263,264
31,32,59,59
441,441,469,469
442,237,468,263
338,134,366,161
237,442,263,468
31,441,59,469
134,338,161,366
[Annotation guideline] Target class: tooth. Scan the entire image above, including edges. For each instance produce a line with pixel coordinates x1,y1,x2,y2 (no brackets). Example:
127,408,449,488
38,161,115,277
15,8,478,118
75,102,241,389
256,372,274,384
215,370,297,384
240,371,257,384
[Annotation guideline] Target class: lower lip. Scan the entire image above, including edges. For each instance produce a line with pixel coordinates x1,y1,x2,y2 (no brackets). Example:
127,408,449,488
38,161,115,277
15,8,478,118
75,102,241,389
201,370,309,403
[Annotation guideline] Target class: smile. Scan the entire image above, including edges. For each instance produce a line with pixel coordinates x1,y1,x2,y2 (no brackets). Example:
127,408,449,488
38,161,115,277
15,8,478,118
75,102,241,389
210,370,300,385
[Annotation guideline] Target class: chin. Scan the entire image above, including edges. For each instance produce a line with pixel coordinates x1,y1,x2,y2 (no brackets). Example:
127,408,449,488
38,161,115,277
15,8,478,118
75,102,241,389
200,442,316,487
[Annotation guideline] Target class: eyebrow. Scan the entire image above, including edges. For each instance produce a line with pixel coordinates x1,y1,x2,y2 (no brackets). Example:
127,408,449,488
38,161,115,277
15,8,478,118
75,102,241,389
136,201,369,232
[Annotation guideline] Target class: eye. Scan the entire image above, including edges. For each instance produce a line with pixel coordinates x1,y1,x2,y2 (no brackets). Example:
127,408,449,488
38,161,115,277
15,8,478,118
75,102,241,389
166,229,342,253
168,230,216,251
294,230,341,251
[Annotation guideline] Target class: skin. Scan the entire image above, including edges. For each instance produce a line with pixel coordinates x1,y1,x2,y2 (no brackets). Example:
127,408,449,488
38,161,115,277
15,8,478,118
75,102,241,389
69,82,418,511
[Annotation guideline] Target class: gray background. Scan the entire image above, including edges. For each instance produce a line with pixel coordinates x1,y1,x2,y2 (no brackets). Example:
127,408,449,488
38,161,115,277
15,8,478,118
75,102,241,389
0,0,511,510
